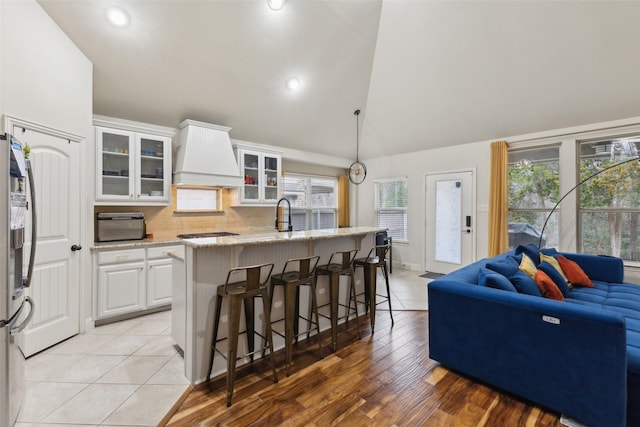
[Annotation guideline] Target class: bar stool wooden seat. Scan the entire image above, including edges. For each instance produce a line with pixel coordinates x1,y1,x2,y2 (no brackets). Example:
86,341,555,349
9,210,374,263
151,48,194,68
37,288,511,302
207,262,278,407
268,255,322,376
314,249,361,352
352,243,394,333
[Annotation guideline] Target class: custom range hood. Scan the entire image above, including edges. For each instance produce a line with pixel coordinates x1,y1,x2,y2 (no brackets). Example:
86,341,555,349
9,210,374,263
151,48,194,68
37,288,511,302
173,119,242,187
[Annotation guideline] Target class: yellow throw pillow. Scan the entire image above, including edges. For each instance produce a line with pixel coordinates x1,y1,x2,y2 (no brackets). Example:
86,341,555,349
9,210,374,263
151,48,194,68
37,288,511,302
519,253,538,279
540,253,569,282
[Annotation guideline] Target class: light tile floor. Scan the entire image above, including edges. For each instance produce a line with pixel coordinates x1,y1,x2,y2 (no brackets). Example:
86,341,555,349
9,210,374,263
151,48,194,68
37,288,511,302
16,310,189,427
15,269,428,427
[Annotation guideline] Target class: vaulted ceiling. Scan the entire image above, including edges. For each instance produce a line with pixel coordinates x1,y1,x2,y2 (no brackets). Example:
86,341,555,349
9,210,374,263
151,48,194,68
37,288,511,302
37,0,640,161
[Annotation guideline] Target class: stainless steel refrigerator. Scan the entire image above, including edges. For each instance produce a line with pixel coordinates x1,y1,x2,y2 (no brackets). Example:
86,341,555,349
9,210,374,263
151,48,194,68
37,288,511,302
0,133,36,426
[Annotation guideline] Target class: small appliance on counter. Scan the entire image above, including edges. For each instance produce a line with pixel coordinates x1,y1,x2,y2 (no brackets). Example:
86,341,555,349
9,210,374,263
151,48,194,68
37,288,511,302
96,212,145,242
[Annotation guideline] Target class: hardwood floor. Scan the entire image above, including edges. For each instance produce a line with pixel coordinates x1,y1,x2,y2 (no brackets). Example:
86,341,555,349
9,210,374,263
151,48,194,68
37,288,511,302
161,310,562,426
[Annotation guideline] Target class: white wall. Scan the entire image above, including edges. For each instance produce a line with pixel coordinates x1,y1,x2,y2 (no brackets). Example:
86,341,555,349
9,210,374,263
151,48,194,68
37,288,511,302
1,0,92,136
354,139,491,271
357,116,640,273
1,0,93,330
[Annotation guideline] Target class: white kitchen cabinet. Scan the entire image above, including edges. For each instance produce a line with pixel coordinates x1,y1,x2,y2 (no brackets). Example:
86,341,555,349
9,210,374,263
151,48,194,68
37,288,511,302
146,245,183,308
94,244,184,321
96,249,146,319
235,147,281,205
95,118,174,205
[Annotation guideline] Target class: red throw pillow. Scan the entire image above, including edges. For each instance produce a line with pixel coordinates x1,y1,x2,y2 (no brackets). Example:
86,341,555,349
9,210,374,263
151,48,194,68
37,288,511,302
535,270,565,301
557,255,594,288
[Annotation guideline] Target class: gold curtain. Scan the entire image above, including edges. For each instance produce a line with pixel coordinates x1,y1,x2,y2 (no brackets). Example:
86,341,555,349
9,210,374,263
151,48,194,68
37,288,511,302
337,175,350,227
488,140,509,256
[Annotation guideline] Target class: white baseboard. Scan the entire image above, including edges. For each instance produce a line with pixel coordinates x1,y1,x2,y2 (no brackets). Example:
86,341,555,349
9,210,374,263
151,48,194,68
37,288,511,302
83,317,95,334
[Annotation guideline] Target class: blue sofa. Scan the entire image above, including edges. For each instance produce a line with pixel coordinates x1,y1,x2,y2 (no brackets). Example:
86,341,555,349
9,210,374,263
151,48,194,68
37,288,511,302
428,250,640,427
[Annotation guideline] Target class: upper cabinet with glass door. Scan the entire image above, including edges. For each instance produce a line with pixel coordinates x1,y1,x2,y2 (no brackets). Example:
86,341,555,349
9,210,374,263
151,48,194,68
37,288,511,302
95,117,174,205
235,146,281,205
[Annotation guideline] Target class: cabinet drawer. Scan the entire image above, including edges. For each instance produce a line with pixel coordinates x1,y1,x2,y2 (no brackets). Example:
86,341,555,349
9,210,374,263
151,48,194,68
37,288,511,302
98,248,145,264
147,245,184,259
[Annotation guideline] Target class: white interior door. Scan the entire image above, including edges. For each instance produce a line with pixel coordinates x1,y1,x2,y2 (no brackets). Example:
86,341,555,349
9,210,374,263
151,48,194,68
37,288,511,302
12,125,81,357
425,171,475,274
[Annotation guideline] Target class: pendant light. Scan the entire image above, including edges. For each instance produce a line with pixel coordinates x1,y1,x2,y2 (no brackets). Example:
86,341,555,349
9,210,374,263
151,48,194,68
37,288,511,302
348,109,367,185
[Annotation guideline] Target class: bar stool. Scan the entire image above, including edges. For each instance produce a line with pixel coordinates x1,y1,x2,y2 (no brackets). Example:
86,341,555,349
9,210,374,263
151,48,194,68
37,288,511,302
207,262,278,407
352,243,394,333
268,255,322,376
314,249,361,352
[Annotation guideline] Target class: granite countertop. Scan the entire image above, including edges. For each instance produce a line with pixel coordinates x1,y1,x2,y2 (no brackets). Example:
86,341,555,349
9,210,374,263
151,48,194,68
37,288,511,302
181,227,385,249
91,237,184,251
91,227,385,251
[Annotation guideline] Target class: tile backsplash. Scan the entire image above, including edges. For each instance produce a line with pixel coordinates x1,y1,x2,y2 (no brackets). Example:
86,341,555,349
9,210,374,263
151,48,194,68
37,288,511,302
94,186,275,241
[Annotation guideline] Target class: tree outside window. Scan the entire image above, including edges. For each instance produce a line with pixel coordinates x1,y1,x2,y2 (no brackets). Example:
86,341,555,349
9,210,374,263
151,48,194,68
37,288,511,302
579,138,640,261
507,146,560,248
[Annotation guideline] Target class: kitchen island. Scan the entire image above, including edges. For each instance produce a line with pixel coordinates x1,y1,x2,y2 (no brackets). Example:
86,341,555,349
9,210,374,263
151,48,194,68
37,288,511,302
174,226,383,384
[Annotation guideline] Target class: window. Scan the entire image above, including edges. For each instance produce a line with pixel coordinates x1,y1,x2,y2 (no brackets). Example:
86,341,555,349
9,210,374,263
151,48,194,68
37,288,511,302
283,174,337,231
508,146,560,248
375,177,408,242
176,187,219,211
578,137,640,261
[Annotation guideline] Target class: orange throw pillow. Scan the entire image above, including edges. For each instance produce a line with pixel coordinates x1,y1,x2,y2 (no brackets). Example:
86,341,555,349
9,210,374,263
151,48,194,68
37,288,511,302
557,255,594,288
535,270,565,301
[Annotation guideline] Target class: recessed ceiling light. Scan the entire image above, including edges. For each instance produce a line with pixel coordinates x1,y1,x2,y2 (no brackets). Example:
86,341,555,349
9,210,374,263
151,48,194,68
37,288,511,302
267,0,286,11
286,77,300,91
105,6,130,28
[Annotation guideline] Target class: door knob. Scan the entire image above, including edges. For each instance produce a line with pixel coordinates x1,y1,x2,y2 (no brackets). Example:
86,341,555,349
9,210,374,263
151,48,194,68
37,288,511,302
71,244,82,252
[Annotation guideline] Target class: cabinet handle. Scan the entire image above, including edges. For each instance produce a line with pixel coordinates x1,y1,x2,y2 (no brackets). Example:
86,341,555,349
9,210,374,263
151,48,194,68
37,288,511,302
130,194,134,198
116,255,129,260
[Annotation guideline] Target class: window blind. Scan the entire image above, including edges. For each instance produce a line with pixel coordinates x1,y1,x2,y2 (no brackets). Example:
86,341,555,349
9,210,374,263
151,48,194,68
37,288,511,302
375,177,408,242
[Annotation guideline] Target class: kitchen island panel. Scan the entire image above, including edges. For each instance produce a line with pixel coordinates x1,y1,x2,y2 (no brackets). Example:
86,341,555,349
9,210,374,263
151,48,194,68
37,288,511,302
181,229,379,384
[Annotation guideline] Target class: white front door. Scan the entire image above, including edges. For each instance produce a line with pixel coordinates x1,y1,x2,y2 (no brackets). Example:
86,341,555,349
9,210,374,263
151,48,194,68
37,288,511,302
12,125,81,357
425,171,475,274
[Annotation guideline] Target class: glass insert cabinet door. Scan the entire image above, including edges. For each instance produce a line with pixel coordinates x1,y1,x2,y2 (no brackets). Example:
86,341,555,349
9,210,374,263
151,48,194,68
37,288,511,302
99,128,135,198
263,154,279,202
242,151,260,201
96,126,171,204
237,148,281,204
137,136,166,199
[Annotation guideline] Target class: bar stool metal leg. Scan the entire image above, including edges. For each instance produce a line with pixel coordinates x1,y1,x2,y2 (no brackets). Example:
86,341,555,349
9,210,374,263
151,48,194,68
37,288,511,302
268,256,322,377
284,283,297,375
260,289,279,384
243,297,255,362
207,263,277,407
352,243,394,333
381,262,394,326
328,270,340,353
364,262,377,333
307,276,322,347
315,250,361,353
226,295,242,406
